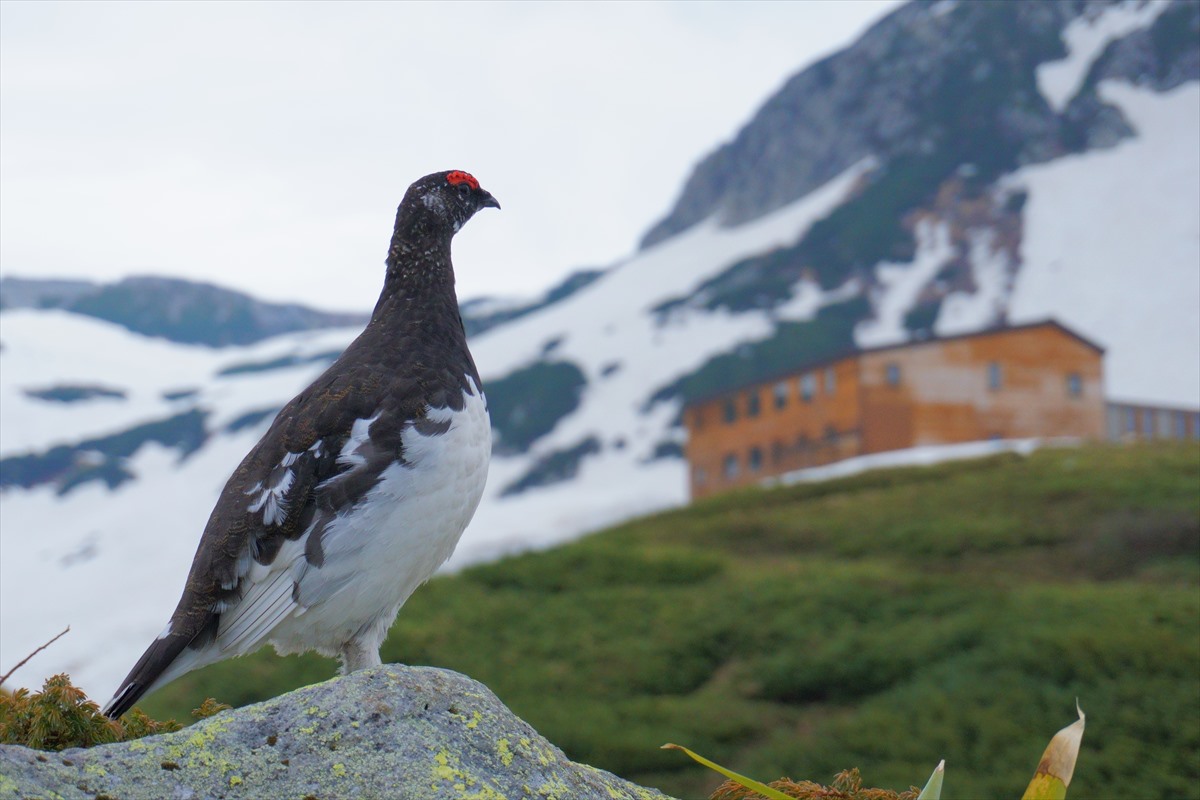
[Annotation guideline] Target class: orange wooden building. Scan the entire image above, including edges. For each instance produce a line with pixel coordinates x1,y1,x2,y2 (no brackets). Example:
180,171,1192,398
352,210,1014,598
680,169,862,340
683,320,1106,499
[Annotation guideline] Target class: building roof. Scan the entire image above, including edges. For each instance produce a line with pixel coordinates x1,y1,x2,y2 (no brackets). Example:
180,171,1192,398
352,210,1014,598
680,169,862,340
682,318,1105,409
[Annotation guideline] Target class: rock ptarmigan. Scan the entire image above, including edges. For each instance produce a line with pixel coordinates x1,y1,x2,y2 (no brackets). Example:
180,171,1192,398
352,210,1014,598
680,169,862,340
103,170,498,718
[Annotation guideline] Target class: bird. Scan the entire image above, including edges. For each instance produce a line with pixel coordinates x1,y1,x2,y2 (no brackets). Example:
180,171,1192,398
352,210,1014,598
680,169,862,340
103,170,499,718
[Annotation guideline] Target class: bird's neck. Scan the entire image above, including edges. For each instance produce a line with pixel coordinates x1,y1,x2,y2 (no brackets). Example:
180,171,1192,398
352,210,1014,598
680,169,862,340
372,231,459,327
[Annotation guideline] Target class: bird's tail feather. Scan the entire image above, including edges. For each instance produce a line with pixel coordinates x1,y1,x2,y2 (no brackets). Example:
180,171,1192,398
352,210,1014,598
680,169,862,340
102,619,216,719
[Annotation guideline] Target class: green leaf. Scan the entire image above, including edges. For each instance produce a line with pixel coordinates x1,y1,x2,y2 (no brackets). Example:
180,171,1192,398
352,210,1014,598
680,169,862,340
1021,702,1086,800
917,759,945,800
661,743,793,800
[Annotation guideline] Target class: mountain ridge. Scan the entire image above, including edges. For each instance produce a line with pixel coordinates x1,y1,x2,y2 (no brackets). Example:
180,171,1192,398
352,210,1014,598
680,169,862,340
640,0,1195,249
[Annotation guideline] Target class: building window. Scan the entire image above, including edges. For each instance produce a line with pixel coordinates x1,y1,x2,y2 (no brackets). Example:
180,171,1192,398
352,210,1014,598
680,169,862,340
1193,413,1200,440
723,399,737,424
748,446,763,472
693,467,708,486
1125,407,1137,433
800,373,816,402
747,391,761,418
1066,373,1082,397
987,361,1002,391
723,454,739,480
825,367,836,395
1142,410,1154,437
773,381,789,409
885,362,902,387
1175,411,1188,439
1157,410,1172,439
796,434,811,452
772,440,786,464
824,425,838,444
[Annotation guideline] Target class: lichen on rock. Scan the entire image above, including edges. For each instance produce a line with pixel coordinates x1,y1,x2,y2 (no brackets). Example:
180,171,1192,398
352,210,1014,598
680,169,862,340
0,665,676,800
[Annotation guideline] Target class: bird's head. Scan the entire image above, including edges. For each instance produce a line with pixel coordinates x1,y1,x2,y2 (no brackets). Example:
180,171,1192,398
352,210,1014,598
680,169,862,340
401,170,500,235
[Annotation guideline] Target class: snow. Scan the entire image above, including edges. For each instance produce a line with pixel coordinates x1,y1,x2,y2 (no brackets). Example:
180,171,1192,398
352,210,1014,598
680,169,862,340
0,310,360,456
460,294,532,316
773,437,1069,487
930,1,958,20
935,229,1013,336
1008,81,1200,407
1036,0,1170,113
854,219,955,348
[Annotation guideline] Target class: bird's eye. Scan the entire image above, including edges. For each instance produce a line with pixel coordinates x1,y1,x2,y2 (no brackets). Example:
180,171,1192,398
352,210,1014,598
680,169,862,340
456,183,471,196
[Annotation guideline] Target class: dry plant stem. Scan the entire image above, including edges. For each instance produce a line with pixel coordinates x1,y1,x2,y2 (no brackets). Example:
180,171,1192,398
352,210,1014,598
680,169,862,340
0,626,70,688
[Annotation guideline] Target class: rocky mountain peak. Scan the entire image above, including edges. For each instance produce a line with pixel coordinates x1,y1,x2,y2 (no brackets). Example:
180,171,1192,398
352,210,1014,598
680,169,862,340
640,0,1196,249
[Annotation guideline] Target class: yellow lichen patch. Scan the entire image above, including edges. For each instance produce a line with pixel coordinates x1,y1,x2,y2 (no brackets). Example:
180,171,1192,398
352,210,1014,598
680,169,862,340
534,744,554,767
578,765,665,800
229,775,243,787
532,772,573,799
298,704,330,734
332,762,347,778
428,747,509,800
467,710,483,729
496,738,514,767
432,749,456,781
184,714,232,750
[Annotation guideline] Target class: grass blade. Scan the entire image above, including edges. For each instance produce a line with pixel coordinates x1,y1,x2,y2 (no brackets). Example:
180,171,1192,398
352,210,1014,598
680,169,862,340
917,759,945,800
661,743,793,800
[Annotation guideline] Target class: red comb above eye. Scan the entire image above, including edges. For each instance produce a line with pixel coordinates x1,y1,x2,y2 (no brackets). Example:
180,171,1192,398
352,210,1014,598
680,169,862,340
446,171,480,190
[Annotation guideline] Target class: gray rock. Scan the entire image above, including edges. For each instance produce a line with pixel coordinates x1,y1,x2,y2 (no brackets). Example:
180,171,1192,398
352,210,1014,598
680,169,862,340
0,665,677,800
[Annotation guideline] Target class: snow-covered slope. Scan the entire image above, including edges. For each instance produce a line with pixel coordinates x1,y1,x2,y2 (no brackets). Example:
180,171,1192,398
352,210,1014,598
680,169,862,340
1007,81,1200,407
2,0,1197,700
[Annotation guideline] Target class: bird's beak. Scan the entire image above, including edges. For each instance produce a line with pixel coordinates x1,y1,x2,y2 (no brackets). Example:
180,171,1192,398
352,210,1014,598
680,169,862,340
479,191,500,210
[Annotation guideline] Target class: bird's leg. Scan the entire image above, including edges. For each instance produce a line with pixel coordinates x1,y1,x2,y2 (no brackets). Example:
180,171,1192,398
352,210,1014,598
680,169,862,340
338,639,382,674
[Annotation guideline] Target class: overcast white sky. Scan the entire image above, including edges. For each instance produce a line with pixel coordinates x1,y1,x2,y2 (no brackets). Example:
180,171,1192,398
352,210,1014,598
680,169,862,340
0,0,901,311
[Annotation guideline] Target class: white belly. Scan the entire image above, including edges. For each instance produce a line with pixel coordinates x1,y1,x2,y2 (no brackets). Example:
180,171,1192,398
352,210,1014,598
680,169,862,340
267,382,491,657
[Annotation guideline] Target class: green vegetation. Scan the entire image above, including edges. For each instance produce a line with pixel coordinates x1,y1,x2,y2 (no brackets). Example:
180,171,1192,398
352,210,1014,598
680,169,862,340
0,409,209,494
500,435,602,497
0,674,229,751
215,350,341,377
652,244,817,315
22,384,127,404
1148,2,1200,84
486,360,588,455
462,268,604,338
224,406,282,434
69,282,260,347
647,296,869,408
140,443,1198,799
902,300,941,339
